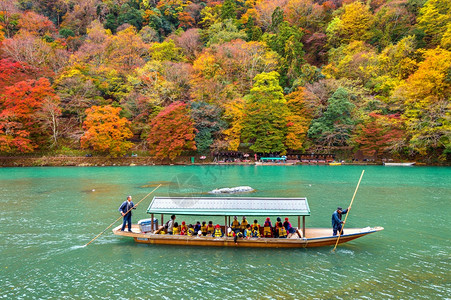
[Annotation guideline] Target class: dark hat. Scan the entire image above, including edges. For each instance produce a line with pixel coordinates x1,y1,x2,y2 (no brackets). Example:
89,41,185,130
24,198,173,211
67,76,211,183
337,207,343,211
277,217,281,221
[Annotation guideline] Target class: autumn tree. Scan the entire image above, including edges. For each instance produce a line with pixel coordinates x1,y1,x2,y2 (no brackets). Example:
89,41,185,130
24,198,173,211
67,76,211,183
326,2,375,47
0,78,59,153
204,19,247,47
223,97,245,151
417,0,451,46
147,102,196,161
393,47,451,156
285,87,314,150
1,30,68,74
18,11,56,36
80,105,133,157
0,59,39,90
190,40,279,104
353,112,406,158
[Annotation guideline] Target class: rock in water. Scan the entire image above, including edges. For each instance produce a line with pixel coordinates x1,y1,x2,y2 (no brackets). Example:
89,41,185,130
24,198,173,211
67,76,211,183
208,186,254,194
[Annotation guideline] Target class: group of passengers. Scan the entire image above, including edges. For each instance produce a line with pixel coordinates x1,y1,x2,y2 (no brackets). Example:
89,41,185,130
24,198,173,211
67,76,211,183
229,216,297,239
165,215,297,240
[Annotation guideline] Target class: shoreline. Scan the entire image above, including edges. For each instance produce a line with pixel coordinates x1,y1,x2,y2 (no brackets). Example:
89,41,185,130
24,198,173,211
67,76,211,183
0,156,446,167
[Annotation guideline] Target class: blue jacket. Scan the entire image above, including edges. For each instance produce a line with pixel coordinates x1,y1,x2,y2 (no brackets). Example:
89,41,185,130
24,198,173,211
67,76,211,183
119,201,135,216
331,209,348,229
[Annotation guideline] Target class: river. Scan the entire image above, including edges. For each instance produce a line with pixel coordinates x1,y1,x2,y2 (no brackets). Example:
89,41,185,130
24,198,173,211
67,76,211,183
1,165,449,299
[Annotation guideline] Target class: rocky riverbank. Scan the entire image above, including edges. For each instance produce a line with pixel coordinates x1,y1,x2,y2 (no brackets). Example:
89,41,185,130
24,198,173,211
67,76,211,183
0,156,447,167
0,156,163,167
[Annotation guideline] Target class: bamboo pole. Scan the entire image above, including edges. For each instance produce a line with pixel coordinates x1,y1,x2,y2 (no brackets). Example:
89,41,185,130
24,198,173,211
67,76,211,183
84,184,162,247
332,170,365,252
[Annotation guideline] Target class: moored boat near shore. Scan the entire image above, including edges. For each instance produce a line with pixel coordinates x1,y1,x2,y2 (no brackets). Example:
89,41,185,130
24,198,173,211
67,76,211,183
113,197,383,248
383,162,416,166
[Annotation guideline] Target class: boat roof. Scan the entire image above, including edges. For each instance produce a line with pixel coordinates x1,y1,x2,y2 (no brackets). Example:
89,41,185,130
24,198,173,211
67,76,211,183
146,196,310,216
260,157,286,160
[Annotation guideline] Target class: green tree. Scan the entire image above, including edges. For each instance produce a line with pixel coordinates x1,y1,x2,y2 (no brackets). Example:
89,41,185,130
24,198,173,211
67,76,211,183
263,21,305,88
241,71,290,154
204,19,247,47
308,88,355,149
191,102,226,153
221,0,237,20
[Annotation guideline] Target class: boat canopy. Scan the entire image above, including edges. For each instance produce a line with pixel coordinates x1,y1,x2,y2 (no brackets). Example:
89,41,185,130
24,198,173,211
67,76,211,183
260,157,286,161
146,197,310,216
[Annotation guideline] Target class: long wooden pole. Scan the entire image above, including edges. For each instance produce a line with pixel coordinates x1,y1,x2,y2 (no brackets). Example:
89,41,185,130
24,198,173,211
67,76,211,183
332,170,365,252
84,184,162,247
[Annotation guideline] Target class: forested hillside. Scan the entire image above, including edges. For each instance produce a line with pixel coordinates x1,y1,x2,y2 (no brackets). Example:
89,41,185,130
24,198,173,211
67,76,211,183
0,0,449,162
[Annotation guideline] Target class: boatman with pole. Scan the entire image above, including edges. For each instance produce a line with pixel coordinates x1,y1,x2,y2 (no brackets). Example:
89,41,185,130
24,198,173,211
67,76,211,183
332,206,350,236
119,195,136,232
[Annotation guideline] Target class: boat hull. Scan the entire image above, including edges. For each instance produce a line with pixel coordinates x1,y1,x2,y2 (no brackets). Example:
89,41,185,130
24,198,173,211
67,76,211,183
113,226,383,248
383,162,415,166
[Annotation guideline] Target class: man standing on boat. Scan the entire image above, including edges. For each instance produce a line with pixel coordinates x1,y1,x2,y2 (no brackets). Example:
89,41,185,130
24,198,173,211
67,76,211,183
332,207,350,236
119,196,135,232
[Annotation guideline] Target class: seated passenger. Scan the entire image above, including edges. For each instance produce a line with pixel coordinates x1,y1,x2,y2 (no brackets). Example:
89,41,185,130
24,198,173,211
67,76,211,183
230,216,240,233
227,228,234,237
240,216,249,232
201,221,207,236
172,222,180,235
274,217,283,238
278,224,288,238
213,224,223,237
194,221,201,235
180,221,187,235
207,221,215,235
187,224,195,236
251,219,260,232
263,217,273,237
252,225,261,238
283,217,296,237
244,224,252,239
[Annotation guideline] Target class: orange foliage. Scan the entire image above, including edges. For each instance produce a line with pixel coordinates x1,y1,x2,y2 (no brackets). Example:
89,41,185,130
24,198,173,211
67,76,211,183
81,105,133,157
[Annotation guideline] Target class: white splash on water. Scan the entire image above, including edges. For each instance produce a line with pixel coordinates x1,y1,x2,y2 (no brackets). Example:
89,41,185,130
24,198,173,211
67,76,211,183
208,186,254,194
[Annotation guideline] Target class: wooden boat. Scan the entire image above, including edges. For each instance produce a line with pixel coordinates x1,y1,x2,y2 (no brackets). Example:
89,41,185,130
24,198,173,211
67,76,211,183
113,197,383,248
383,162,415,166
255,157,293,165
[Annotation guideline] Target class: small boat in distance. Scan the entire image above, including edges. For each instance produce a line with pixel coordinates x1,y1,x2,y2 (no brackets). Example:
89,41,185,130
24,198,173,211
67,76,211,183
383,162,416,166
113,196,383,248
329,162,342,166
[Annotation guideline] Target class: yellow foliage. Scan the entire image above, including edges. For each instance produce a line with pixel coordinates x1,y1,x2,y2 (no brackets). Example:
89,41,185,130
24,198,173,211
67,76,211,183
223,98,245,151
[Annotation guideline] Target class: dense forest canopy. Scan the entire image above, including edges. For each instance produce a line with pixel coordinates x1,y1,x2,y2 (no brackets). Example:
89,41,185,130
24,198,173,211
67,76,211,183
0,0,449,161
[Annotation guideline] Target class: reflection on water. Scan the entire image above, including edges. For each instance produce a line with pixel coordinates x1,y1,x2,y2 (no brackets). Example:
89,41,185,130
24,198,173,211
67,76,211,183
0,165,450,298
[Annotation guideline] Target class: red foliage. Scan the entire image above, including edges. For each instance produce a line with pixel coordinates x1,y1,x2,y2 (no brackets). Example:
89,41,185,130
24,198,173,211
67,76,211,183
354,112,405,157
0,59,45,90
147,102,197,161
0,78,58,153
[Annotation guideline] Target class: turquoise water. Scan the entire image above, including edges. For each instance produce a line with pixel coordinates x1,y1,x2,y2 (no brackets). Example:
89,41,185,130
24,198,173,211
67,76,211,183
0,165,450,299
